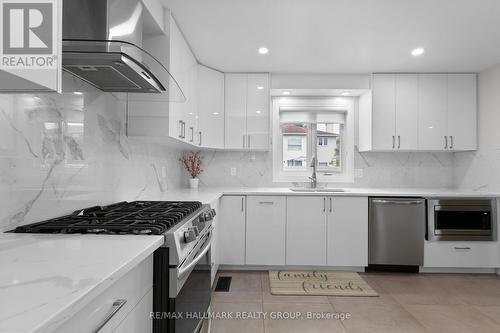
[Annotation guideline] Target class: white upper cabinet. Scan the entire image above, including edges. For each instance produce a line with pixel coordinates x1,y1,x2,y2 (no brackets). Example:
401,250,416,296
246,74,270,150
371,74,396,150
169,17,198,144
395,74,419,150
225,73,270,150
418,74,448,150
447,74,477,151
197,65,225,148
225,74,247,149
359,73,477,152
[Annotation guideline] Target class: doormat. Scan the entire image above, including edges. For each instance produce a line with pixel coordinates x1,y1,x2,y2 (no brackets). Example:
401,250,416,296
215,276,232,292
269,271,378,297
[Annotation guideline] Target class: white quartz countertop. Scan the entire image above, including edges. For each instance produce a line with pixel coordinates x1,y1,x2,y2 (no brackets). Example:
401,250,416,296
144,187,500,204
0,233,164,333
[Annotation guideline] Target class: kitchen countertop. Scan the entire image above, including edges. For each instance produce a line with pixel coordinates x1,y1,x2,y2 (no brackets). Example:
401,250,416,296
144,187,500,203
0,233,163,333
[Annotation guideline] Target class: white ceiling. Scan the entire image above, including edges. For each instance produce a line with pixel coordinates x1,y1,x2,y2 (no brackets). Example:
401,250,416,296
162,0,500,74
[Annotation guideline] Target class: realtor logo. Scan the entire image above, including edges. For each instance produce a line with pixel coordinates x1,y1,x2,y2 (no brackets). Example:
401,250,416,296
3,3,52,54
0,0,56,68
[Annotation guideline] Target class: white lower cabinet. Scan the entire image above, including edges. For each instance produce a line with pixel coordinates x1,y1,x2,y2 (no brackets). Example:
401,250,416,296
54,256,153,333
327,197,368,267
210,197,221,285
246,196,286,265
424,241,500,268
286,196,328,266
219,195,246,265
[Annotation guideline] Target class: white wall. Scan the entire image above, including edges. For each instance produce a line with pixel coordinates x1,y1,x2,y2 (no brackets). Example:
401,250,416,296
454,63,500,191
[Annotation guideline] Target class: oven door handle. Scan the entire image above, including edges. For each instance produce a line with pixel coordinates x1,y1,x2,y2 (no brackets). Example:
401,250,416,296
178,233,212,280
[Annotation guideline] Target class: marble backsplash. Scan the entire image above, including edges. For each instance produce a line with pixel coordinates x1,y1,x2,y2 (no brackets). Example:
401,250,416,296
198,149,454,188
0,75,185,232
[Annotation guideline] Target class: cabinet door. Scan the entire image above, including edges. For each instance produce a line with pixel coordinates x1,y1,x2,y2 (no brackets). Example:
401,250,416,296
197,65,225,148
219,196,246,265
225,74,248,149
327,197,368,267
395,74,418,150
246,74,270,150
418,74,448,150
210,198,221,286
113,289,153,333
246,196,286,265
372,74,396,150
286,196,327,265
447,74,477,151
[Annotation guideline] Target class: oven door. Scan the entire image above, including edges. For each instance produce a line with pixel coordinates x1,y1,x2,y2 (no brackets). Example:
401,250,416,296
169,229,212,333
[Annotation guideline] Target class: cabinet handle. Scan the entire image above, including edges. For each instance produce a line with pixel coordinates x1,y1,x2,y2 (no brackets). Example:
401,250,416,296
323,198,326,212
243,135,246,148
454,246,471,250
248,135,251,148
449,136,453,149
398,135,401,149
241,197,244,212
182,122,186,138
329,198,332,213
258,201,274,205
178,121,183,138
392,136,395,149
93,299,127,332
444,136,448,149
189,127,194,142
198,131,202,146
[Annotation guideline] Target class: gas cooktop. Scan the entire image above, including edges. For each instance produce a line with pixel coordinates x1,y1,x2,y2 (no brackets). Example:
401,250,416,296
12,201,203,235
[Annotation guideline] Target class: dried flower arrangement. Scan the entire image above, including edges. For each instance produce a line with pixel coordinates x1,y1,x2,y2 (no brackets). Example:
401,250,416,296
179,151,203,179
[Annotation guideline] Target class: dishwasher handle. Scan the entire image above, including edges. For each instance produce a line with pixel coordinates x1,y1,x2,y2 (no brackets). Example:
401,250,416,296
371,199,424,205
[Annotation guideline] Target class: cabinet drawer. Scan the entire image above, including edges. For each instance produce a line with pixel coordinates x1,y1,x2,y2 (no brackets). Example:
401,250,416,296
424,241,500,268
54,256,153,333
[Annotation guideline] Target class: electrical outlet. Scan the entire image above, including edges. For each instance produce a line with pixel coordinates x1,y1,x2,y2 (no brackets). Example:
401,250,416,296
354,168,363,178
230,167,237,176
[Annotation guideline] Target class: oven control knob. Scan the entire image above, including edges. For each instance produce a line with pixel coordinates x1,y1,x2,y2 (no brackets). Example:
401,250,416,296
183,228,197,243
191,226,200,236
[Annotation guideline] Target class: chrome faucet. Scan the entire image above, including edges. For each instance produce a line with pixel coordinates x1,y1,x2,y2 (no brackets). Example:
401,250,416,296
309,156,317,188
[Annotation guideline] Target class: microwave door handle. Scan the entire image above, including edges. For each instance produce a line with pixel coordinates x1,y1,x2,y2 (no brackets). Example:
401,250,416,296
177,232,212,280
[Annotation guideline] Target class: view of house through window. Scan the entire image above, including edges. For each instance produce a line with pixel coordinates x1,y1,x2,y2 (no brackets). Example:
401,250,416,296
281,123,308,170
281,121,343,173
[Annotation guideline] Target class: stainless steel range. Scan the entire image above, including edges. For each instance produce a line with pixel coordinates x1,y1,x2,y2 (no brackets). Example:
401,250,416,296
12,201,216,333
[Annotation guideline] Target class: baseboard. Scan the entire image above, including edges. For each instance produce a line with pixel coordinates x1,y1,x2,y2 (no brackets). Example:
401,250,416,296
218,265,365,272
420,267,497,274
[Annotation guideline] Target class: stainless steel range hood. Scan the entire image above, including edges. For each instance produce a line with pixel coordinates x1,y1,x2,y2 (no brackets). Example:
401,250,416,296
62,0,185,101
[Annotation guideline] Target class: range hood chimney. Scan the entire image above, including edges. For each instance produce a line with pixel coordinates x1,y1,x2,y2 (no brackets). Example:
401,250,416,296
62,0,185,100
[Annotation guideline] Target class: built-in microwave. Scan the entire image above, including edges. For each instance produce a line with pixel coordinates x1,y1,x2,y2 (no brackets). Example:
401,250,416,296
427,198,497,241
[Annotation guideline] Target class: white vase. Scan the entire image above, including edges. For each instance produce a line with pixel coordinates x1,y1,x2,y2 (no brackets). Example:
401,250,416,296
189,178,199,189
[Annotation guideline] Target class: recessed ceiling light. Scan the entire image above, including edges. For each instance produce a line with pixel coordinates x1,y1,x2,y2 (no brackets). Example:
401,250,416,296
188,112,193,115
257,86,264,90
212,112,219,115
341,91,350,96
256,110,261,114
283,91,291,95
258,47,269,55
73,92,83,95
411,47,425,56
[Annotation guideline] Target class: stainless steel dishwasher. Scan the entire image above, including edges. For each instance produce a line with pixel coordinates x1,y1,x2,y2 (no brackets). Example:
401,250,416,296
369,197,426,270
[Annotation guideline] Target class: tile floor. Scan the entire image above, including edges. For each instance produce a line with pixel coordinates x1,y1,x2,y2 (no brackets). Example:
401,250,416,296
210,271,500,333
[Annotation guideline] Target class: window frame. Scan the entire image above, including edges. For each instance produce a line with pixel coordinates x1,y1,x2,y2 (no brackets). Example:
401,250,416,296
272,97,355,183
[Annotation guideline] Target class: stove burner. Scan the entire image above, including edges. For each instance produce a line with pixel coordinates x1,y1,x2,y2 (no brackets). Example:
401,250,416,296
13,201,203,235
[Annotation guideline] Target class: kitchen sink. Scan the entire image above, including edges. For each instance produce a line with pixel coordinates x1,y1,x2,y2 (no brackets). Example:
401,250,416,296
289,188,346,192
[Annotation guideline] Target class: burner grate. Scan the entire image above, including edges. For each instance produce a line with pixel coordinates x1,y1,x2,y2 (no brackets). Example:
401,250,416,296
13,201,203,235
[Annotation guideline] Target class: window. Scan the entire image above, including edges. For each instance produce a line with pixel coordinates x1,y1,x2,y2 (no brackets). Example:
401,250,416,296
287,135,303,151
272,97,354,183
282,124,308,170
